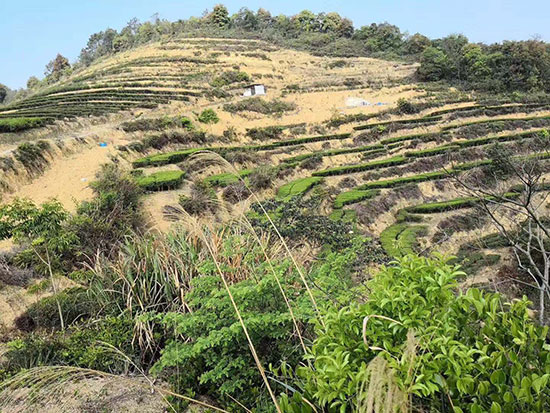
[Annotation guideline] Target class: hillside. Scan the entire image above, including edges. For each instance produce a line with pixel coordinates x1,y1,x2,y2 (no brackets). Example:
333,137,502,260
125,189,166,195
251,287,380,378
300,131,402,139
2,33,550,412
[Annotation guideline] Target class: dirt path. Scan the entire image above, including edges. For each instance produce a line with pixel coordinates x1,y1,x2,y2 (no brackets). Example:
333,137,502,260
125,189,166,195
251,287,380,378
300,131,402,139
3,121,130,211
4,144,118,211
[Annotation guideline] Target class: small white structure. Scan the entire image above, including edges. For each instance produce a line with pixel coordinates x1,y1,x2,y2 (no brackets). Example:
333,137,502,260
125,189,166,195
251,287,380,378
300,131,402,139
345,97,370,107
243,84,266,97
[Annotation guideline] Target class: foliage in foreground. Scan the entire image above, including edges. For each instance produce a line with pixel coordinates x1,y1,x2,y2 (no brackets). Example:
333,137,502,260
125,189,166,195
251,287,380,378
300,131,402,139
286,255,550,412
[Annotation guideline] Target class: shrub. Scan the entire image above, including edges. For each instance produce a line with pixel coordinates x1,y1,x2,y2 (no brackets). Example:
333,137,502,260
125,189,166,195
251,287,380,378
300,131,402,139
151,272,307,407
333,189,379,208
223,97,297,115
248,166,276,190
289,255,550,412
210,70,250,87
135,170,185,191
120,116,192,132
178,181,217,215
246,125,284,141
197,108,219,124
0,253,38,287
222,182,249,203
70,163,144,262
0,117,49,133
15,287,97,332
277,177,323,199
379,223,427,257
396,98,421,114
13,140,51,173
4,316,138,374
300,154,323,170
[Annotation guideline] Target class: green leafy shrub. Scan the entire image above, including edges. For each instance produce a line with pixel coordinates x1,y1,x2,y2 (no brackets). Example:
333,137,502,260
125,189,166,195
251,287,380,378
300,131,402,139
379,223,427,257
4,316,138,375
277,177,323,199
70,163,144,262
151,271,307,407
197,108,219,124
0,117,50,133
333,189,379,208
210,70,250,87
135,170,185,191
15,287,97,332
204,169,252,187
290,255,550,412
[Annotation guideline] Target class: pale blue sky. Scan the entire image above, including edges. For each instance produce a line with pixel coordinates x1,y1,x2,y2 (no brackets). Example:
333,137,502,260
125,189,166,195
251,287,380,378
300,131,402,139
2,0,549,89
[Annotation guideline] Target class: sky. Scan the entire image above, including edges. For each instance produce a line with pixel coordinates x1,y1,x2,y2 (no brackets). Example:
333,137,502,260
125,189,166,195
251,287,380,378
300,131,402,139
2,0,549,89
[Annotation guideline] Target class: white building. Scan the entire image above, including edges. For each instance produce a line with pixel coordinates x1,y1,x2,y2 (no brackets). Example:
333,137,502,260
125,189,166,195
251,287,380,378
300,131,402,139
243,84,266,97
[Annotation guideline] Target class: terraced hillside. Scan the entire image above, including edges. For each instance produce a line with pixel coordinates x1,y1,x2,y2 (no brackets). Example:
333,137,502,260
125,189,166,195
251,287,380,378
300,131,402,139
3,36,550,280
0,37,419,202
128,95,550,277
4,27,550,413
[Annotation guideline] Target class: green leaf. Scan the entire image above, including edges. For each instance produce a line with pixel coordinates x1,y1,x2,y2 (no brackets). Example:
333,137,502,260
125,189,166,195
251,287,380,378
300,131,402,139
490,402,502,413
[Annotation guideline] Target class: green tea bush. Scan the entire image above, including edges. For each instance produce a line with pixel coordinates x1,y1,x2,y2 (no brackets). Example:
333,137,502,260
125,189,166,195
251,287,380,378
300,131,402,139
0,117,49,132
312,155,408,177
197,108,219,124
379,223,427,257
135,170,185,191
288,255,550,412
333,189,379,208
277,177,323,199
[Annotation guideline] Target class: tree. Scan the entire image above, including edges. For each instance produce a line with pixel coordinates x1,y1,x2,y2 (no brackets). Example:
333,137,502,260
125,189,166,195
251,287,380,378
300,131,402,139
137,22,155,43
0,199,77,330
353,23,404,53
231,7,258,31
405,33,431,55
337,18,354,38
435,34,469,80
292,10,319,33
26,76,40,90
451,132,550,323
210,4,230,27
417,46,450,80
0,84,7,104
256,8,272,29
320,12,342,33
44,54,71,82
79,29,118,66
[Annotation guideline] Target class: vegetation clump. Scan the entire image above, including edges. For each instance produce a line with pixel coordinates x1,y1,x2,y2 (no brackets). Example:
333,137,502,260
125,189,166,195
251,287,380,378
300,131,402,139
223,97,297,115
197,108,220,124
135,170,185,191
210,70,250,87
120,116,192,132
